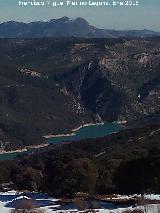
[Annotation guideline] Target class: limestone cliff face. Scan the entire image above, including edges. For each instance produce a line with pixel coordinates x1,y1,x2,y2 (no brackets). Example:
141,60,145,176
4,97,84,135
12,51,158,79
56,39,160,123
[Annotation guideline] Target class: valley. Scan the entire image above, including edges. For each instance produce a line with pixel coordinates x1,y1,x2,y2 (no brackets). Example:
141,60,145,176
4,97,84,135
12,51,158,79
1,123,160,197
0,37,160,151
0,35,160,212
0,122,122,160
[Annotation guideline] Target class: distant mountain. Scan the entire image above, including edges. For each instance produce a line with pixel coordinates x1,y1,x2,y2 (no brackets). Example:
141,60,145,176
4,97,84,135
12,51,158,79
0,17,160,38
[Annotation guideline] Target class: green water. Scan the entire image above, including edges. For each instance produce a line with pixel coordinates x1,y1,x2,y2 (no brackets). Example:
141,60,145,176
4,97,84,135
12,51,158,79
0,122,123,161
48,122,123,144
0,151,27,161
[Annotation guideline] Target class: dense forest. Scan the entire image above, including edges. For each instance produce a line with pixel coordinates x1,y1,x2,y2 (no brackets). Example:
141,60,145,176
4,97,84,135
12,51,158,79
0,124,160,196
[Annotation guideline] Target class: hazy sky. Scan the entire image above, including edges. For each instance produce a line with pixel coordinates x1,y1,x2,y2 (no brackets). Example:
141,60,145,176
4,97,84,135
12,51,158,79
0,0,160,30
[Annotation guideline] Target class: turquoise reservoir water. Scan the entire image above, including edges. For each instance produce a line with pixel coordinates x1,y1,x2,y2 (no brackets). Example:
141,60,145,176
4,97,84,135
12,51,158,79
0,122,123,161
0,152,26,161
48,122,123,144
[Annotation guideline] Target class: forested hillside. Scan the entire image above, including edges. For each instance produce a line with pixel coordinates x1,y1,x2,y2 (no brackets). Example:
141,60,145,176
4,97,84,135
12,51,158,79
0,38,160,149
0,124,160,196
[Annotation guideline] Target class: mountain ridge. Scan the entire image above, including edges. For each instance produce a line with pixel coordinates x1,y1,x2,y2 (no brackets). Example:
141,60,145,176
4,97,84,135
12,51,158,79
0,17,160,38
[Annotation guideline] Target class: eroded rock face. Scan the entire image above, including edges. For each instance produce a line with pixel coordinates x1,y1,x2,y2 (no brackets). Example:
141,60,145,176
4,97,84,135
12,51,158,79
56,38,160,123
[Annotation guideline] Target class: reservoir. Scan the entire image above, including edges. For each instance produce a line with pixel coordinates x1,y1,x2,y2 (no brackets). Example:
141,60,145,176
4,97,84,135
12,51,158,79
48,122,123,144
0,122,123,161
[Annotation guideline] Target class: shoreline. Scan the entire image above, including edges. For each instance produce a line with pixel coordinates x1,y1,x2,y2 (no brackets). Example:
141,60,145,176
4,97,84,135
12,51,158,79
26,143,49,149
43,132,76,139
43,122,104,139
0,143,49,156
0,122,105,155
0,121,122,156
0,148,27,155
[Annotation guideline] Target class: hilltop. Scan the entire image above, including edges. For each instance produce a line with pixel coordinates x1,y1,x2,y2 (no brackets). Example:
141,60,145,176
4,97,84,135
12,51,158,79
0,17,160,38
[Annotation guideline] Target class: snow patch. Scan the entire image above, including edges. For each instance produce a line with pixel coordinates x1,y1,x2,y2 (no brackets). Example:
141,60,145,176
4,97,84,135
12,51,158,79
0,191,160,213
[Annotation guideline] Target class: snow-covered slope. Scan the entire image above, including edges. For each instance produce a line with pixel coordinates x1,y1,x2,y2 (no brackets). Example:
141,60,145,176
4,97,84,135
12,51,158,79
0,191,160,213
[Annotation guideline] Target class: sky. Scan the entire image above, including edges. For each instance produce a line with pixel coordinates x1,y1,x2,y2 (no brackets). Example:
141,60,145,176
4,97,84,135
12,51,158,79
0,0,160,31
